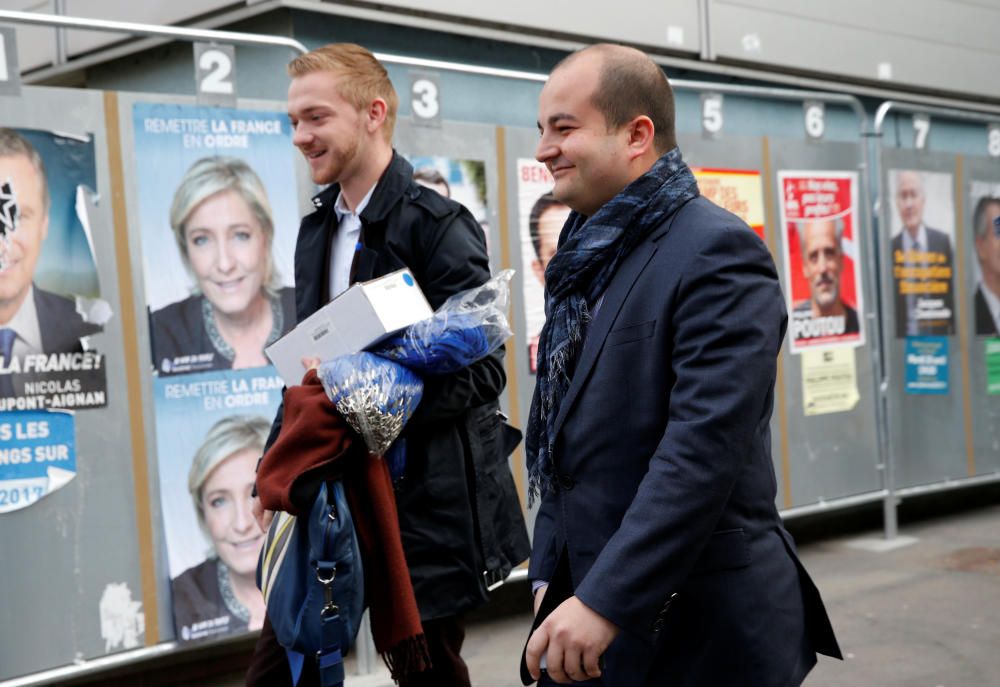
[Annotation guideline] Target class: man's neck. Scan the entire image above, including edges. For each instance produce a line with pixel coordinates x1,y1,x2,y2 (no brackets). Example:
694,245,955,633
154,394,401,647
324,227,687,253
904,224,922,242
0,286,31,326
339,144,393,212
812,299,846,319
982,269,1000,301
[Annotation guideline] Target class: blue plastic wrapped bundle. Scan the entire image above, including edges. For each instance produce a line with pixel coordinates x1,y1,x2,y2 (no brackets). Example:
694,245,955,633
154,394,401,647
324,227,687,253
371,269,514,374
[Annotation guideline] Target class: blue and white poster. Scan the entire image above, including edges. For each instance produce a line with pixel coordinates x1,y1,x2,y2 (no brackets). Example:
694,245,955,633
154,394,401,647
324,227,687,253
905,336,949,395
0,127,110,412
131,102,303,642
0,409,76,513
153,368,283,641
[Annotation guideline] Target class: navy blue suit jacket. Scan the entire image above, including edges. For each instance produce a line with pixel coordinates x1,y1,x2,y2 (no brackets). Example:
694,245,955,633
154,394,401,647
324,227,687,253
527,196,839,686
35,286,102,352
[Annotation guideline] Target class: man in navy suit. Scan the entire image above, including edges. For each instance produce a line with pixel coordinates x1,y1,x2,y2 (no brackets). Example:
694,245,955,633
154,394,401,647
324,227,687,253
521,44,840,686
891,170,955,337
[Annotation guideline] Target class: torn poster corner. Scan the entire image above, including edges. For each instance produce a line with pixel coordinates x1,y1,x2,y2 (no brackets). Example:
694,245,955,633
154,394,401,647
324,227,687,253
75,296,114,326
99,582,145,652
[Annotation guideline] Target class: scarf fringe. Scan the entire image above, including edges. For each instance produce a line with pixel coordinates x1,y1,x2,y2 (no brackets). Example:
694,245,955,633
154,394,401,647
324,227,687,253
382,633,433,682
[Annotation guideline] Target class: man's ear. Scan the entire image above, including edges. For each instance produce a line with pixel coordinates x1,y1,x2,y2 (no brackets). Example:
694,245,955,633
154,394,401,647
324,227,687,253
366,98,388,133
626,116,656,160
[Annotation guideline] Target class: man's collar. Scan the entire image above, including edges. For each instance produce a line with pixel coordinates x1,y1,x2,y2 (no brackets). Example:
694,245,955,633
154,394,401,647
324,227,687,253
981,280,1000,322
903,224,928,248
334,182,377,220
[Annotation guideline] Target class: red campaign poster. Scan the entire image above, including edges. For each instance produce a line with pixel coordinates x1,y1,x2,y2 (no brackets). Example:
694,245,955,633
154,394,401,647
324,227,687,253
778,171,865,353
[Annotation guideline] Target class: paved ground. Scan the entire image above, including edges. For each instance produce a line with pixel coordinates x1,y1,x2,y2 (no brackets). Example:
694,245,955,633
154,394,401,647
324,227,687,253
344,501,1000,687
62,498,999,686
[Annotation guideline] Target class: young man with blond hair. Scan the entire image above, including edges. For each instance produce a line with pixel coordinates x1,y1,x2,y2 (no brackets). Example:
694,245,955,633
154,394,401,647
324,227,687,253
247,43,528,686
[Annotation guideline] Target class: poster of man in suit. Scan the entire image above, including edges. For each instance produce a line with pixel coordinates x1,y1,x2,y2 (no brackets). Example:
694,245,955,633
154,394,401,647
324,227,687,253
889,169,956,338
969,182,1000,337
0,127,110,412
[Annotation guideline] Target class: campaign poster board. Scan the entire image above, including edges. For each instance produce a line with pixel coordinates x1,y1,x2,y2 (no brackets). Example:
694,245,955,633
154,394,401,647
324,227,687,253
887,169,956,338
777,171,864,353
131,102,300,642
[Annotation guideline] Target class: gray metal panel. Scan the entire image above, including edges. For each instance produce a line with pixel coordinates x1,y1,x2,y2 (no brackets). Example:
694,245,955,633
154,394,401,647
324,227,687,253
84,12,296,102
765,139,882,505
0,0,57,71
113,89,313,644
63,0,239,56
0,85,143,680
880,148,969,488
393,117,503,276
711,0,1000,98
502,125,542,537
368,0,702,53
960,155,1000,477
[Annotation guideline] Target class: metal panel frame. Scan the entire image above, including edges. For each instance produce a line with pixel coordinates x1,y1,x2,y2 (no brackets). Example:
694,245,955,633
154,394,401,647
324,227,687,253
870,100,1000,538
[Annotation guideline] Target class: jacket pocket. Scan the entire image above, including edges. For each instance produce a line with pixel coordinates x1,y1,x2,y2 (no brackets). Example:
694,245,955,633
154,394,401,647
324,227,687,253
691,528,751,575
607,319,656,345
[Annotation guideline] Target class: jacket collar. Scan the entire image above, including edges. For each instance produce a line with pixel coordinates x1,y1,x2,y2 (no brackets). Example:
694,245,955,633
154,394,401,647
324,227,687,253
308,150,413,225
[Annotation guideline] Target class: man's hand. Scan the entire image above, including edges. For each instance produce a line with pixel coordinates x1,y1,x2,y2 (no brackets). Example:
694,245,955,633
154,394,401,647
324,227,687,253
525,595,619,684
251,494,274,533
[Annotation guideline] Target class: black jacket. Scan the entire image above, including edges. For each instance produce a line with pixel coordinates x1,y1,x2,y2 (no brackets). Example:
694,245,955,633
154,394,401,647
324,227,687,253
265,152,529,620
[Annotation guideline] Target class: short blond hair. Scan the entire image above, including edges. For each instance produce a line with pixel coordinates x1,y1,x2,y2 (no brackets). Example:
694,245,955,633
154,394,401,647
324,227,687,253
288,43,398,141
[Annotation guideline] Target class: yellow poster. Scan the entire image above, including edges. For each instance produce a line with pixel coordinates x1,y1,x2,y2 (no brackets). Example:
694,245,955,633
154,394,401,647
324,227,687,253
801,347,860,416
692,167,765,239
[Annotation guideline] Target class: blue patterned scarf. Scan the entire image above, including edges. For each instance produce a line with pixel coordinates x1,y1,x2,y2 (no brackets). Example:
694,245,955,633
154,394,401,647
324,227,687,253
526,148,700,504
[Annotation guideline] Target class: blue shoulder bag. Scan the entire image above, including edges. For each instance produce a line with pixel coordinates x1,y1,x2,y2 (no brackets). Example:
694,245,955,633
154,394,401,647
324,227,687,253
257,481,365,687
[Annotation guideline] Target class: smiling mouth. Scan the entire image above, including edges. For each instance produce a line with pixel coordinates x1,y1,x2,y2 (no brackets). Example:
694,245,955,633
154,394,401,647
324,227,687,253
213,277,246,291
229,536,263,550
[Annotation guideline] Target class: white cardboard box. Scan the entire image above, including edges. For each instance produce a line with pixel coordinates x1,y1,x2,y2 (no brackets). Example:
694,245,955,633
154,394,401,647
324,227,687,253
265,269,432,387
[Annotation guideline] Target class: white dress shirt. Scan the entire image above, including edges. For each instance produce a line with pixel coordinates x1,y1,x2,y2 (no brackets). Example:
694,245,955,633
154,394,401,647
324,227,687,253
2,285,44,358
328,184,377,300
901,224,929,255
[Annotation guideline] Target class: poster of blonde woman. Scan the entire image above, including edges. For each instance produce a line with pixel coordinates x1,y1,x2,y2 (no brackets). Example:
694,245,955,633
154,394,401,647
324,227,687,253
131,102,298,641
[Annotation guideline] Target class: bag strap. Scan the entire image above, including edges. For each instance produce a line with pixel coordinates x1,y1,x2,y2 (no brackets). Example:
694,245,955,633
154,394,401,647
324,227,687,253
315,559,346,687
